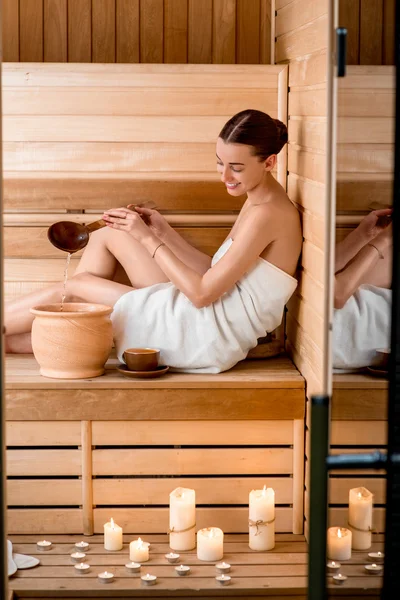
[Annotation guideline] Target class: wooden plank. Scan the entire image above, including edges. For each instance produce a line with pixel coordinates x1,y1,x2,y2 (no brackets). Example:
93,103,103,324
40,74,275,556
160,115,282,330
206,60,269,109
212,0,236,64
287,174,325,218
295,270,324,318
20,0,43,62
116,0,139,63
292,420,305,535
188,0,212,63
7,449,81,476
7,509,83,534
140,0,164,63
338,117,394,144
383,0,395,65
338,91,394,118
360,0,383,65
276,14,328,63
329,478,386,505
44,0,67,62
164,0,188,63
7,480,82,506
92,0,116,63
336,144,393,174
329,506,385,533
336,176,393,213
288,51,327,87
288,146,325,184
331,420,387,445
286,295,323,349
260,0,272,64
92,420,294,445
289,89,326,118
338,0,360,65
92,448,294,476
93,477,293,505
237,0,260,64
276,0,327,38
288,118,326,152
2,0,19,61
301,240,324,283
286,314,323,376
67,0,91,62
81,422,94,536
6,421,81,445
339,65,395,88
332,389,388,421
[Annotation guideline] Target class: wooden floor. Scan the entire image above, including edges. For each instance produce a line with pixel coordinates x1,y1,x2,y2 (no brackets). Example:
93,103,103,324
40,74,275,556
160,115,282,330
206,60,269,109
8,534,383,598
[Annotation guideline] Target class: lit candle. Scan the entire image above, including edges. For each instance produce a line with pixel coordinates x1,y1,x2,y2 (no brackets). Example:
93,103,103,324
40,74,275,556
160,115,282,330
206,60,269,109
129,537,150,562
216,561,231,573
104,518,123,551
36,540,52,551
70,551,86,563
332,573,347,585
216,574,231,585
125,561,141,573
197,527,224,561
249,486,275,551
326,560,341,572
368,551,384,562
169,487,196,551
74,562,90,574
165,552,180,563
141,573,157,586
175,564,191,576
327,527,352,561
365,563,383,574
98,571,114,583
349,487,373,550
75,541,90,551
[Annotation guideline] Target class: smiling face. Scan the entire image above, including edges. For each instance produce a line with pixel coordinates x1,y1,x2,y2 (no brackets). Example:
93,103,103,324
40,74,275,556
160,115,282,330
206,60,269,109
216,138,276,196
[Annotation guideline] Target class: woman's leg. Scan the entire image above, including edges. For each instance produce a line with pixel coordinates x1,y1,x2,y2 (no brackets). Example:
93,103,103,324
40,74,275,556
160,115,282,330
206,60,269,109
74,226,169,288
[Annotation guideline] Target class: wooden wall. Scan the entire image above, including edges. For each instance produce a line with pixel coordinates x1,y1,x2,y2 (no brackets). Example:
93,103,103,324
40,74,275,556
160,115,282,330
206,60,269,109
2,0,272,65
339,0,395,65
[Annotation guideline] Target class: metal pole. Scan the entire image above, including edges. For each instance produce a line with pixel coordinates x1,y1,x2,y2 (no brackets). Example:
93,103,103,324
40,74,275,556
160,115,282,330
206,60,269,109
307,395,330,600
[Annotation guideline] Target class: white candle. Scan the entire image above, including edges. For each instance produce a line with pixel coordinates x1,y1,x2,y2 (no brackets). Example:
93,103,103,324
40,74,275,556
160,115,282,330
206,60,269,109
249,486,275,551
165,552,180,563
327,527,352,561
368,551,384,562
169,487,196,551
74,562,90,574
36,540,52,551
125,561,141,573
216,561,231,573
98,571,114,583
326,560,341,572
141,573,157,586
349,487,373,550
129,537,150,562
197,527,224,561
70,551,86,563
75,541,90,551
216,574,231,585
104,518,123,551
365,563,383,574
332,573,347,585
175,564,191,576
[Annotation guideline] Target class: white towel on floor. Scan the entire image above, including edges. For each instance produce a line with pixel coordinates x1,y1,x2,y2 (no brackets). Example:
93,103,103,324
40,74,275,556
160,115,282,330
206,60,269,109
332,284,391,370
111,238,298,373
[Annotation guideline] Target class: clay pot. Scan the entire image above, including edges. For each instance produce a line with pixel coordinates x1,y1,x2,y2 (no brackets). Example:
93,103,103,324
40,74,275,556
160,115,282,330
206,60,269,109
30,303,113,379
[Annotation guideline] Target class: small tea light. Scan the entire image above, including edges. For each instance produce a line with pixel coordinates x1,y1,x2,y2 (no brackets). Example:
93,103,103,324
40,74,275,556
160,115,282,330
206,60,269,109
216,561,231,573
36,540,52,551
141,573,157,586
125,561,141,573
365,563,383,574
216,574,231,585
368,551,384,562
332,573,347,585
326,560,341,572
98,571,114,583
71,551,86,563
175,564,191,576
75,541,90,551
74,562,90,574
165,552,180,563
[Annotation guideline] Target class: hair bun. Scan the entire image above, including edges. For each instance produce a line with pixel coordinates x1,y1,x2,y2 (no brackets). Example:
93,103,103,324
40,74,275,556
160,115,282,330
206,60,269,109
273,119,288,145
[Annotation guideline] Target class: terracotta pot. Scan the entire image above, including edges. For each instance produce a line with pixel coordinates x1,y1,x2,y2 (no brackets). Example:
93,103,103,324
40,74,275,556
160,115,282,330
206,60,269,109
30,303,113,379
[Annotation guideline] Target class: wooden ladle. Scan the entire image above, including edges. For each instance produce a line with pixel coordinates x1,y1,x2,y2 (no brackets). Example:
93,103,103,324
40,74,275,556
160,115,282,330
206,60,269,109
47,202,156,253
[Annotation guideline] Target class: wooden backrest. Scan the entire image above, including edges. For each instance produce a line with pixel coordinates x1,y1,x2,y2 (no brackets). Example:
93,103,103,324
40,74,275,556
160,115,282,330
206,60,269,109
3,63,288,302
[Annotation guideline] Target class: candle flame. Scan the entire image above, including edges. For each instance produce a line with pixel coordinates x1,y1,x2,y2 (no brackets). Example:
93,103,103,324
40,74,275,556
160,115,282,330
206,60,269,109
138,537,143,548
337,529,342,539
358,492,362,499
110,517,115,529
372,563,377,568
262,485,267,496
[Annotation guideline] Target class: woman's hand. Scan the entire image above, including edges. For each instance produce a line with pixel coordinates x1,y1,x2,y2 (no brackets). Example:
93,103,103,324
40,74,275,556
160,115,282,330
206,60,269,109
130,205,170,240
102,207,153,242
357,208,393,242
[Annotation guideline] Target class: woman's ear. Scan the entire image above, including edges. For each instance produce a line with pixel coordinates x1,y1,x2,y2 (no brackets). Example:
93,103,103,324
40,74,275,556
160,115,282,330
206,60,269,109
264,154,277,171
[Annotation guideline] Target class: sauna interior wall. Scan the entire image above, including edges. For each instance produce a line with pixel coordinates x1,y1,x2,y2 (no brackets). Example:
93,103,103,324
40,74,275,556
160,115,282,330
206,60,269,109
2,0,272,65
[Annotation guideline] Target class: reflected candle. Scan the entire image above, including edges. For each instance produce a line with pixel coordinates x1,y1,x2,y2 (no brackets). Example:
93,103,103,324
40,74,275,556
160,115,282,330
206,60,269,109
197,527,224,561
249,486,275,551
327,527,352,561
104,518,123,551
349,487,373,550
169,487,196,551
129,538,149,562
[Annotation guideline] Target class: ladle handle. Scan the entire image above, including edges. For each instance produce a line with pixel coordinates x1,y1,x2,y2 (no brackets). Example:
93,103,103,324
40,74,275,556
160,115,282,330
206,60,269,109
86,219,107,233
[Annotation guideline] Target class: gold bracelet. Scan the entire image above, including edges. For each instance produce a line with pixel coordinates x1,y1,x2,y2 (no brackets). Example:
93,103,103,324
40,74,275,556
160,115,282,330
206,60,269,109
368,242,384,259
152,242,165,258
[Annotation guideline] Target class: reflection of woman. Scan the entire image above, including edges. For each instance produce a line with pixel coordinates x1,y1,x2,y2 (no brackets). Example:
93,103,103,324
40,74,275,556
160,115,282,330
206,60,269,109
5,109,302,373
333,209,392,369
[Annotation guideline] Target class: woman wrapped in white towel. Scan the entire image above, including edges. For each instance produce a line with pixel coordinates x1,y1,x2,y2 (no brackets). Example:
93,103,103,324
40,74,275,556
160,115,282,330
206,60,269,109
5,109,302,373
333,208,393,370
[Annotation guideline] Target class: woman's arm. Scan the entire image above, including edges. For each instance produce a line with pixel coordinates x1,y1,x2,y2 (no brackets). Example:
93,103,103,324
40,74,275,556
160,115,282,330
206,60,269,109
103,206,274,308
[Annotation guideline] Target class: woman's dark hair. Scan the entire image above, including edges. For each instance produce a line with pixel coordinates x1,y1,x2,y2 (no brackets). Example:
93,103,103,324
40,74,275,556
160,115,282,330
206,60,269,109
219,109,288,160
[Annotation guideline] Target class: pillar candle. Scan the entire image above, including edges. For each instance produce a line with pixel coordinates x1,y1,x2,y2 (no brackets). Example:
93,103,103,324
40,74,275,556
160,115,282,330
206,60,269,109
169,487,196,551
348,487,373,550
104,518,123,551
197,527,224,561
129,538,150,562
249,486,275,551
327,527,352,561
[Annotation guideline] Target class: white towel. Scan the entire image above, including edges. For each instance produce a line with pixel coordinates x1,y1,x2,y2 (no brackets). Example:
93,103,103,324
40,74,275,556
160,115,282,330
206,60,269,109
111,238,297,373
332,284,391,370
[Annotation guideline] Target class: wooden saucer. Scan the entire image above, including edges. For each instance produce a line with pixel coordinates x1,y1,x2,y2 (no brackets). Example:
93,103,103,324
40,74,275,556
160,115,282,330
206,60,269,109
117,364,169,379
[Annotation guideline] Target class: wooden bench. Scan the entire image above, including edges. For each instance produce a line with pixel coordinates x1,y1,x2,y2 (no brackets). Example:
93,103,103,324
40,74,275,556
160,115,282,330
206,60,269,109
3,63,307,544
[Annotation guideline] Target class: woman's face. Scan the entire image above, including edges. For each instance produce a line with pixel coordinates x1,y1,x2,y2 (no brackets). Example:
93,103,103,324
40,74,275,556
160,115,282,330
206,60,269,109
216,138,275,196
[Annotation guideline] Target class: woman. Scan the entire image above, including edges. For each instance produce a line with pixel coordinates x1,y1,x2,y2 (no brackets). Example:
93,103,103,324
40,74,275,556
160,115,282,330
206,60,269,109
5,109,302,373
333,208,392,370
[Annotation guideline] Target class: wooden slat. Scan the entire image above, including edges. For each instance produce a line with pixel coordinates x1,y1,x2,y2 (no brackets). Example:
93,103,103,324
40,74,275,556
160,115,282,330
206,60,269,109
212,0,236,64
289,88,326,118
360,0,383,65
336,144,393,174
2,0,19,61
116,0,139,63
286,313,323,377
287,174,325,218
6,421,81,446
20,0,43,62
383,0,395,65
338,117,394,144
92,0,115,63
295,270,324,318
286,296,323,350
329,507,385,533
330,420,387,446
336,176,393,213
44,0,67,62
188,0,212,63
164,0,188,63
237,0,260,64
92,448,294,476
289,50,327,87
276,0,327,38
288,145,325,184
338,0,360,65
140,0,164,63
260,0,272,65
338,91,394,118
338,66,395,88
7,480,82,506
7,449,81,476
276,14,327,63
332,388,388,422
93,477,293,505
329,478,386,505
92,420,294,445
288,118,326,152
7,509,83,534
67,0,91,62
